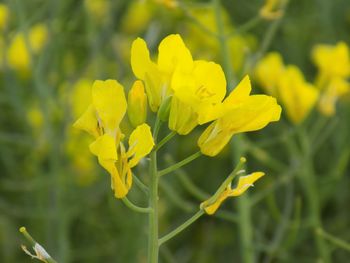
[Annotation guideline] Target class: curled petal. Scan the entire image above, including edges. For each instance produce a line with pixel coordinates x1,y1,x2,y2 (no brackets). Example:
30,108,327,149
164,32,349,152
127,124,154,168
73,104,100,138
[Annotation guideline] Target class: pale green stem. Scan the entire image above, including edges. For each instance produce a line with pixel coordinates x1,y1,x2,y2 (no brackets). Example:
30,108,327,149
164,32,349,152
158,210,204,247
158,151,202,177
132,174,149,196
226,16,262,38
316,228,350,252
154,131,177,151
19,227,58,263
122,197,151,214
148,117,161,263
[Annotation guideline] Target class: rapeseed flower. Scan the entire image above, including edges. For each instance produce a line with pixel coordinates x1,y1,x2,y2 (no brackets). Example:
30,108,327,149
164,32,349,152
74,80,154,198
198,76,281,156
0,4,9,31
259,0,284,20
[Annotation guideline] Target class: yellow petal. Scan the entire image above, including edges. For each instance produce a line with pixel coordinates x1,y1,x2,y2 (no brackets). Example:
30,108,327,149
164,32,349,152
131,37,153,79
224,75,252,105
127,123,154,168
202,189,230,215
229,172,265,196
157,34,193,75
92,79,127,134
73,104,100,138
89,134,118,162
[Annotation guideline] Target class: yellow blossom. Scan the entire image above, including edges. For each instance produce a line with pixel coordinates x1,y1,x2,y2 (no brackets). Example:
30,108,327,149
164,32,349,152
312,42,350,79
254,52,284,97
131,34,193,112
259,0,284,20
0,4,9,31
7,24,48,72
201,172,265,215
278,66,319,124
84,0,109,22
128,80,148,127
198,76,281,156
74,80,154,198
318,77,350,116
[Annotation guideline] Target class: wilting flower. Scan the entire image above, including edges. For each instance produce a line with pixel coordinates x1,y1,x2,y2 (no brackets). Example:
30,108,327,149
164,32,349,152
198,76,281,156
74,80,154,198
312,42,350,116
255,52,319,124
201,172,265,215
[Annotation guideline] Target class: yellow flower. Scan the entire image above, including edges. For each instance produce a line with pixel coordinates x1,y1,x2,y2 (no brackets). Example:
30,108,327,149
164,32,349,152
198,76,281,156
0,4,9,31
131,34,193,112
74,80,154,198
318,77,350,116
128,80,148,127
7,24,48,72
259,0,284,20
254,52,284,97
84,0,110,23
312,42,350,79
201,172,265,215
278,66,319,124
169,60,226,134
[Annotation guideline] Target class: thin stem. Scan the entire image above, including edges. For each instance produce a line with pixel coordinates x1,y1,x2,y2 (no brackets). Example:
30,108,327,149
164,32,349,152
158,151,202,177
158,210,204,246
316,228,350,252
154,131,176,151
122,197,151,214
226,16,262,38
148,117,162,263
132,174,149,196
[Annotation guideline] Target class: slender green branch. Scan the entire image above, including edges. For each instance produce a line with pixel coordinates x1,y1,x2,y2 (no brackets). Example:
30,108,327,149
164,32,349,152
226,16,262,39
158,210,205,246
154,131,176,151
316,228,350,252
132,174,149,196
122,197,151,214
158,151,202,177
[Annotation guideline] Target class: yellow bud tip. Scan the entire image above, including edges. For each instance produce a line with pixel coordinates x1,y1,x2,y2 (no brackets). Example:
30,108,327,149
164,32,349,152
240,157,247,163
19,227,26,233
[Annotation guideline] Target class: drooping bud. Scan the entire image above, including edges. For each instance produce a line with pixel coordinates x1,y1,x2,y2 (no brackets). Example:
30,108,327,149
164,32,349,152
127,80,147,127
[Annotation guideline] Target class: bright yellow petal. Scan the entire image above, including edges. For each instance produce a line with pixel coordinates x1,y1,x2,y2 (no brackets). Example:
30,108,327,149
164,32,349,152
224,75,252,105
92,79,127,134
228,172,265,196
73,104,100,138
127,80,148,127
157,34,193,75
202,189,230,215
127,123,154,168
89,134,118,161
131,37,153,79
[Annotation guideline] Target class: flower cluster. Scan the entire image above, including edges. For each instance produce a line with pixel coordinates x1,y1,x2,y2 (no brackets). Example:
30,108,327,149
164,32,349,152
75,34,281,202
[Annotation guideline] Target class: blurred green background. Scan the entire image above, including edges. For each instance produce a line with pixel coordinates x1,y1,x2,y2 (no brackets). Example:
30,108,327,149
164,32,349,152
1,0,350,262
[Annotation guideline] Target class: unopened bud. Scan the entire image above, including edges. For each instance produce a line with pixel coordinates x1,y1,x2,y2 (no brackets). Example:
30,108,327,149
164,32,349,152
128,80,147,127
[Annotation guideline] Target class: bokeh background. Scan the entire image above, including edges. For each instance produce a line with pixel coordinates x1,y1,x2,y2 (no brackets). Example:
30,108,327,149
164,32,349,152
1,0,350,262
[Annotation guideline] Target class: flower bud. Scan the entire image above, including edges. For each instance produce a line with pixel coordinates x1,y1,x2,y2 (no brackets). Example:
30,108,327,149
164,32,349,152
128,80,147,127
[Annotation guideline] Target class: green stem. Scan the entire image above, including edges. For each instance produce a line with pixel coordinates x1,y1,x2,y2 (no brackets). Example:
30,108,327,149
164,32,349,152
122,197,151,214
316,228,350,252
132,174,149,196
297,127,331,262
148,117,162,263
154,131,176,151
158,151,202,177
227,16,262,38
158,210,204,246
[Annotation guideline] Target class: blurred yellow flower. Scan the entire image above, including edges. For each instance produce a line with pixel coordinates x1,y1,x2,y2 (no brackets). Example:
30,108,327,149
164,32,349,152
74,80,154,198
84,0,109,22
255,52,319,124
155,0,178,9
254,52,284,97
0,3,9,31
312,42,350,79
259,0,284,20
128,80,148,127
121,1,154,34
7,24,48,72
201,172,265,215
312,42,350,116
198,76,281,156
278,66,319,124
